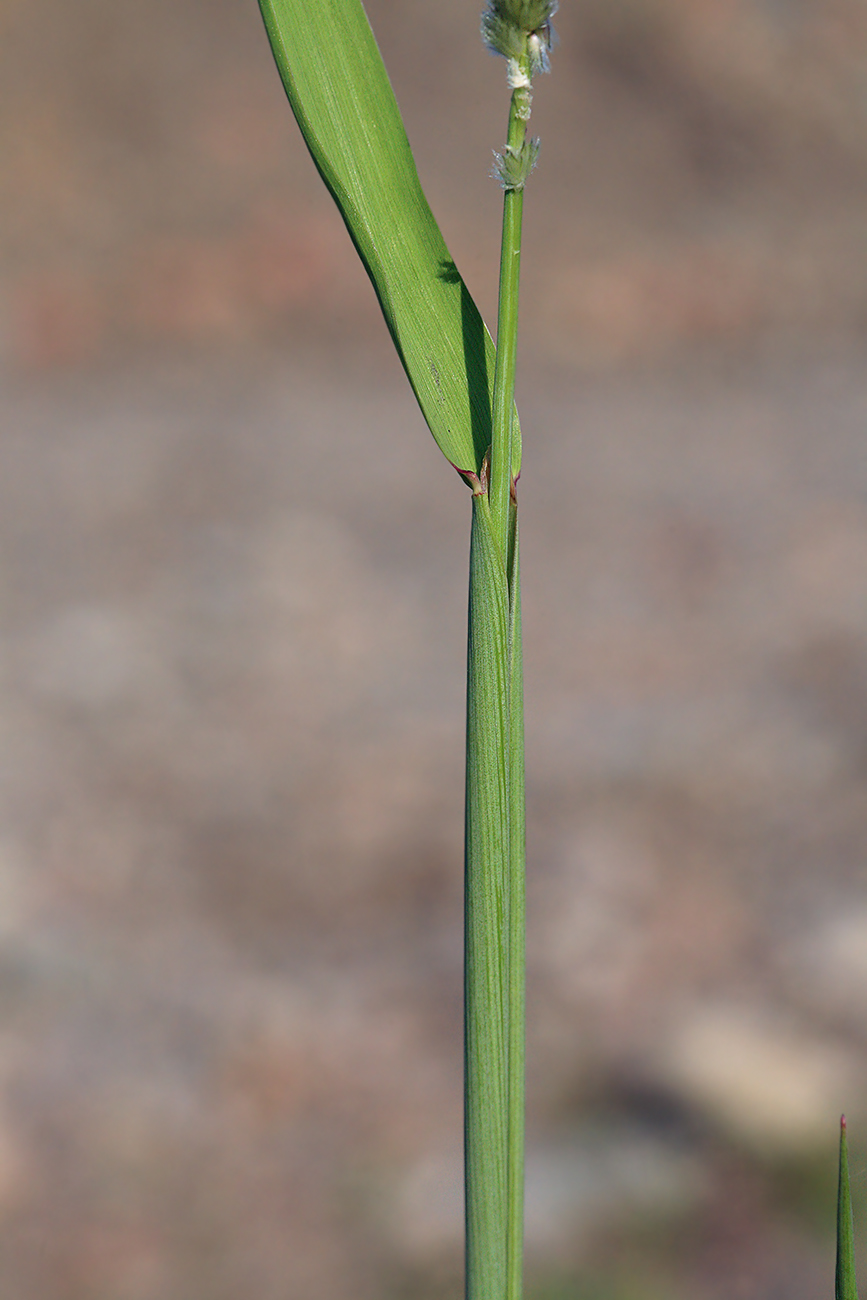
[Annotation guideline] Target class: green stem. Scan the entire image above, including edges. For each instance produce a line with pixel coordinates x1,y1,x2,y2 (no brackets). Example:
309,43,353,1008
467,64,530,1300
488,88,528,555
466,90,530,1300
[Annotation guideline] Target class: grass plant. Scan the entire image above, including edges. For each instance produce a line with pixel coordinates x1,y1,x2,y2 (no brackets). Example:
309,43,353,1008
255,4,855,1297
256,1,553,1294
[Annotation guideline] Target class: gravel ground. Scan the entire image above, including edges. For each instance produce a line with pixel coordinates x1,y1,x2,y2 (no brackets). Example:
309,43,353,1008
0,344,865,1298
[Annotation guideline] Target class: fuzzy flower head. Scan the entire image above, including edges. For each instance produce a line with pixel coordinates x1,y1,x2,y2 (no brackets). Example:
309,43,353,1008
481,0,558,76
526,19,556,74
492,137,541,190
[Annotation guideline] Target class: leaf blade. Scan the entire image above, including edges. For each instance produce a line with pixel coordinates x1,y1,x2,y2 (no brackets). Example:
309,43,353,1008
838,1116,859,1300
257,0,521,479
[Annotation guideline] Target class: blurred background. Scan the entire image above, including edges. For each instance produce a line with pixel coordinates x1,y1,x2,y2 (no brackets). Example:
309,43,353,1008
2,0,867,1296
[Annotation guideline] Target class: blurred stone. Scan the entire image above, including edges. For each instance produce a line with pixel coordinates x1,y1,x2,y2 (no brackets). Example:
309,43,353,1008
652,1004,860,1150
784,907,867,1030
26,604,150,708
393,1127,705,1261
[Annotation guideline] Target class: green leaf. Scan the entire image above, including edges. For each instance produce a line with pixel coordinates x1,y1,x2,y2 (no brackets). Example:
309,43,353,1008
838,1116,859,1300
257,0,520,480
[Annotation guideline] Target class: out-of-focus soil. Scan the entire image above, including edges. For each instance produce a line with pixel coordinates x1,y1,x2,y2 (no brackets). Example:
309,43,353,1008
4,0,867,370
1,346,866,1299
2,1,867,1297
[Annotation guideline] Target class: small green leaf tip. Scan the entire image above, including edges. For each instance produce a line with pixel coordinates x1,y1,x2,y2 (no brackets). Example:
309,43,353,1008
837,1115,859,1300
492,137,540,190
481,0,558,76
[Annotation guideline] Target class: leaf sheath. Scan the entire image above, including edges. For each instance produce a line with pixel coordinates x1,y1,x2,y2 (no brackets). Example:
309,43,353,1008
465,491,511,1299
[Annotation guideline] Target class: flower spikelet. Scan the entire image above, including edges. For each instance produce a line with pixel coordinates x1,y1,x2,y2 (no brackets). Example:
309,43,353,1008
492,137,540,190
481,0,558,73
